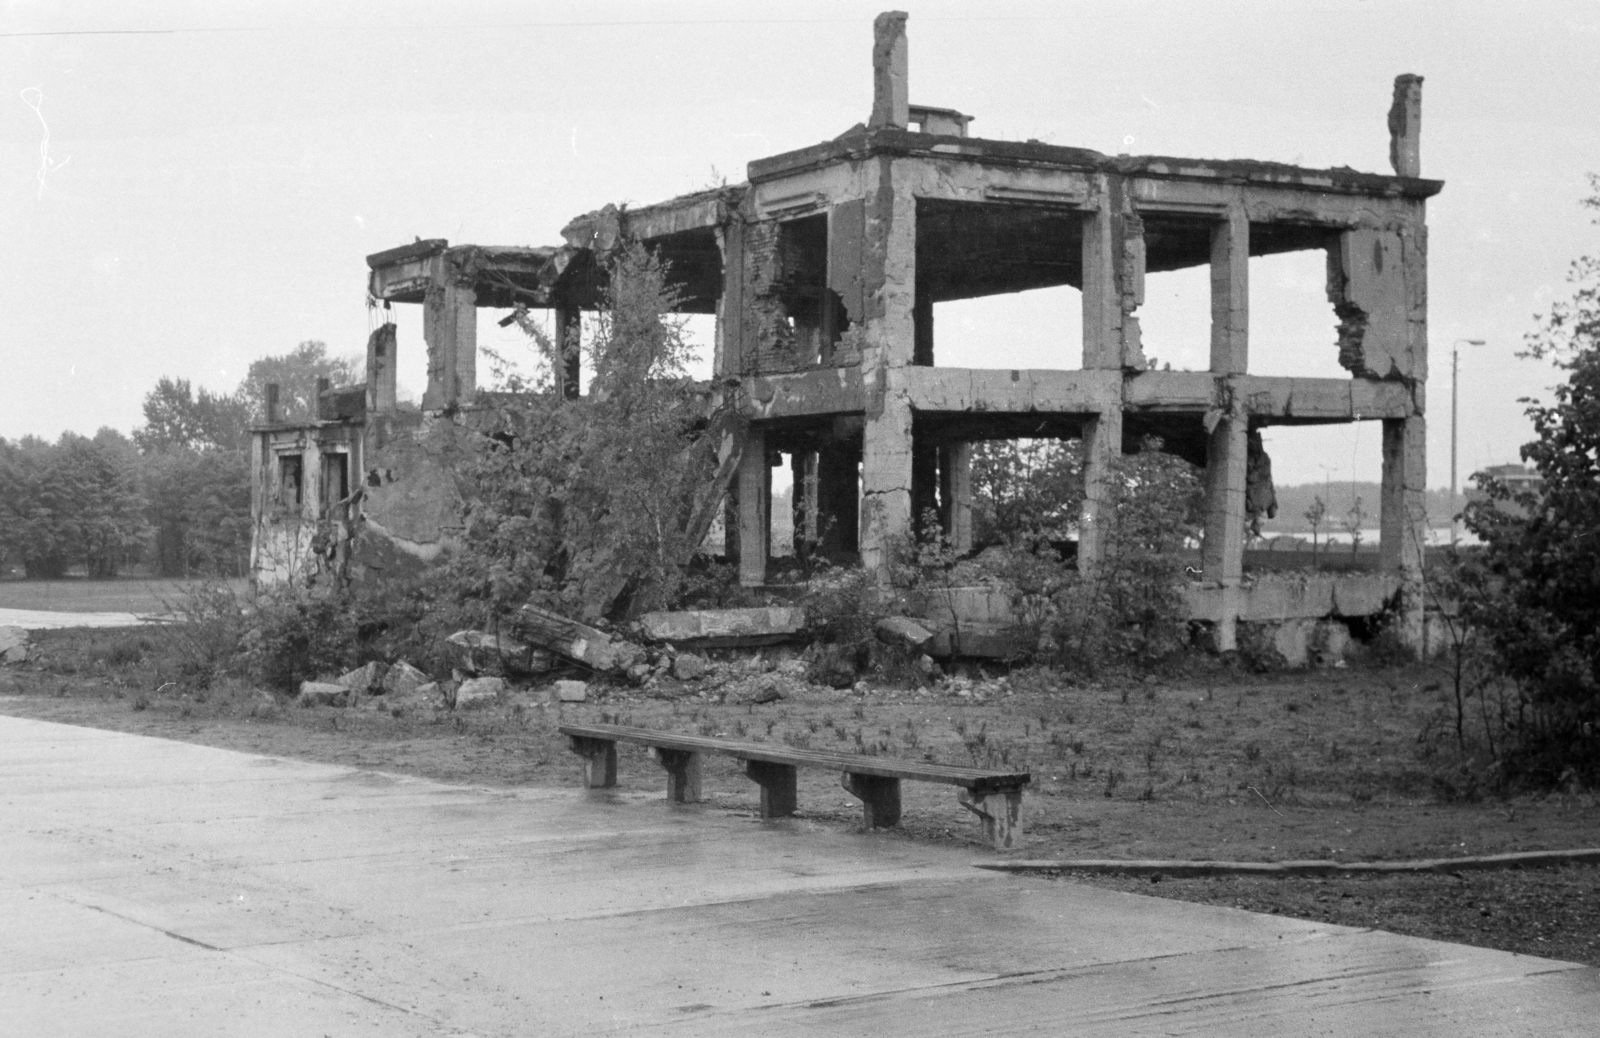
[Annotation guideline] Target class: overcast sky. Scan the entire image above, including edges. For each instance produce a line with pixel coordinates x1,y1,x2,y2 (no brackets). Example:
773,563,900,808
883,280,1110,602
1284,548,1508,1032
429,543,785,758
4,0,1597,489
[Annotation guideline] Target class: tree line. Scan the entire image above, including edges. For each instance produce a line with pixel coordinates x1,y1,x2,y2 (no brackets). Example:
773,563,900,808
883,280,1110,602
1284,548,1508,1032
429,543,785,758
0,342,357,580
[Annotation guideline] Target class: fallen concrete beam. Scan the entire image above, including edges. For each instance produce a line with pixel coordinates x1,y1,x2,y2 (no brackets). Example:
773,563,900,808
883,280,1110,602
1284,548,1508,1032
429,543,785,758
1182,573,1401,623
635,606,806,648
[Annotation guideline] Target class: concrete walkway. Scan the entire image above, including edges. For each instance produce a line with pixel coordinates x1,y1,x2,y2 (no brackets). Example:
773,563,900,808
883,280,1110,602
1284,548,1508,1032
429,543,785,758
2,716,1595,1036
0,607,164,630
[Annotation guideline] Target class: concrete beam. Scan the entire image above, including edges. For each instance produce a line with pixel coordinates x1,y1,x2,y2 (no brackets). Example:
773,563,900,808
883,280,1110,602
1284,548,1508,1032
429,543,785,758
741,368,867,420
903,367,1121,414
1122,372,1418,422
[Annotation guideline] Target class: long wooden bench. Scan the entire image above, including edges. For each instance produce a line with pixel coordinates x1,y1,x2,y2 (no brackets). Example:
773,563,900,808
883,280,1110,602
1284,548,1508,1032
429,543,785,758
557,723,1030,850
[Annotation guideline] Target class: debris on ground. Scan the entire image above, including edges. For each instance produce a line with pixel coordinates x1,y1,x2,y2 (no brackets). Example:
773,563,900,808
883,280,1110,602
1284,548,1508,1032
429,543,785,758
336,661,387,694
446,630,552,677
296,681,348,707
516,605,642,673
0,627,28,664
454,676,505,709
383,661,431,696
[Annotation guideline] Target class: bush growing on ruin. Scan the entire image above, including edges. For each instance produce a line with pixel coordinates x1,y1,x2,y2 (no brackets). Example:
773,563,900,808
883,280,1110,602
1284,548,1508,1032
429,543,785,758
989,440,1203,673
449,244,733,624
1457,175,1600,786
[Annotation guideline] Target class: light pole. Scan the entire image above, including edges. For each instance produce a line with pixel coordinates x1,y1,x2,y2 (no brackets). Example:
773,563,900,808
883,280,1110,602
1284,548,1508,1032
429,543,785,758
1451,338,1486,548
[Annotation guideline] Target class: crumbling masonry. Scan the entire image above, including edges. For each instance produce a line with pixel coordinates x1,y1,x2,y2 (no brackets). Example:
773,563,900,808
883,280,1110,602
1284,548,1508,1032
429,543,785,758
251,12,1438,656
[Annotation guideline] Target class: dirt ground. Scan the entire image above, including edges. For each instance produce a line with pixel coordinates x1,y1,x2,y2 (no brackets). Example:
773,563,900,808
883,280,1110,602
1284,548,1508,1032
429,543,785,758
1,624,1595,967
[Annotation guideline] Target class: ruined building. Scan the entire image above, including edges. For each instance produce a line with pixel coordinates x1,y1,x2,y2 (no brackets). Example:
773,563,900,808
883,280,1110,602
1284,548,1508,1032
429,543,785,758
251,12,1438,657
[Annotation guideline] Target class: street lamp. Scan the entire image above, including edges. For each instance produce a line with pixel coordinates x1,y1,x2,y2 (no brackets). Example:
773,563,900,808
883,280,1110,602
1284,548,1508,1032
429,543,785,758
1451,338,1486,548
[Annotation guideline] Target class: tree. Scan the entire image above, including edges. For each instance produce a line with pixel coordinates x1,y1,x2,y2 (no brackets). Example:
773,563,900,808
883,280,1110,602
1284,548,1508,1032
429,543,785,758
1304,495,1327,560
1461,174,1600,784
1342,496,1367,556
236,341,361,425
0,431,151,578
969,439,1084,549
135,376,253,453
451,245,730,622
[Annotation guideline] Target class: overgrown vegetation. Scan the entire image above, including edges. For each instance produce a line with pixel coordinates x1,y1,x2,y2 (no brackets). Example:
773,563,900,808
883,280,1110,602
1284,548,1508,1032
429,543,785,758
447,244,733,625
1447,175,1600,788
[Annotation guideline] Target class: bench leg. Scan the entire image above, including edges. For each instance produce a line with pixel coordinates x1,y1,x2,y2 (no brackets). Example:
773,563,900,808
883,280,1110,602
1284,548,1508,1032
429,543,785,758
649,748,703,803
842,773,902,828
743,760,798,818
958,788,1025,851
566,737,617,789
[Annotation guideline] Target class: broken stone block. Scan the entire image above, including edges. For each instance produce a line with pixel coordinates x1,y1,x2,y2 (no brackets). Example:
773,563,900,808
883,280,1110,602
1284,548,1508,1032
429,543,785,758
806,644,860,690
446,630,551,677
554,679,589,703
626,663,653,686
516,604,643,673
383,661,431,696
336,661,387,694
398,681,443,709
671,653,709,681
0,626,28,664
747,678,784,704
636,606,807,648
296,681,348,708
454,676,505,710
875,615,935,651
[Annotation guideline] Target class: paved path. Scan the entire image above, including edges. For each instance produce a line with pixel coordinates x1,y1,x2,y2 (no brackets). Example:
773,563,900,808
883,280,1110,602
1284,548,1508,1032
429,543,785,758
2,715,1595,1036
0,607,165,630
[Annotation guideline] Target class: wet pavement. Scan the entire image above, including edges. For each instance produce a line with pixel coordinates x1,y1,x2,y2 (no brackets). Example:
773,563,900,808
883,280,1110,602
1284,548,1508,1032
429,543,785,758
0,607,163,630
2,715,1595,1036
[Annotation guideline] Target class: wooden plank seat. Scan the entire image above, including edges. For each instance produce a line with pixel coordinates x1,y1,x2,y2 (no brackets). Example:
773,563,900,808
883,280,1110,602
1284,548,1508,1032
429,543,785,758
557,722,1030,850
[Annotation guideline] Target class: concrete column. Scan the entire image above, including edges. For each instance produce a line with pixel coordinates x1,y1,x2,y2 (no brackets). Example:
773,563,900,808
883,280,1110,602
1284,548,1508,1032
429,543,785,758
1210,205,1249,375
422,262,477,410
911,436,938,541
1381,415,1427,647
1388,74,1423,178
737,424,769,587
1081,190,1121,370
792,451,819,558
859,156,916,580
365,323,397,413
938,442,973,554
1079,411,1123,574
868,11,909,130
817,442,860,558
555,304,581,400
913,285,933,366
1201,416,1249,650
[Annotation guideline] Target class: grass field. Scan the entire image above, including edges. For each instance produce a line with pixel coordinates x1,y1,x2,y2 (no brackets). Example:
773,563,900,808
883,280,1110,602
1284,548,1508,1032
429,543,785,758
0,624,1594,966
0,577,248,615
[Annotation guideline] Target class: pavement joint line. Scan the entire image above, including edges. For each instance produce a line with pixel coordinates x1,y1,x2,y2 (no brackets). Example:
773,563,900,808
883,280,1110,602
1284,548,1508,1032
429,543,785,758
978,847,1600,877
